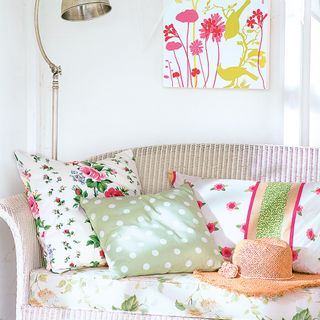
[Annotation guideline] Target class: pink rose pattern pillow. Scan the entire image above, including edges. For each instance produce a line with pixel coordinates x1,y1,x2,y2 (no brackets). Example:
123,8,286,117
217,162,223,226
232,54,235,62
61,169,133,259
15,150,141,273
169,171,320,274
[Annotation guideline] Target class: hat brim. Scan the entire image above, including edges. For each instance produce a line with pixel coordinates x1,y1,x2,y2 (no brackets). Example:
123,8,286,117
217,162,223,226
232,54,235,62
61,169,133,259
194,270,320,298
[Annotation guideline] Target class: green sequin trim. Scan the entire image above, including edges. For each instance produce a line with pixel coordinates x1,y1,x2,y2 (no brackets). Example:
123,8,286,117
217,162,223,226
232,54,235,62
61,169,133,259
256,183,292,239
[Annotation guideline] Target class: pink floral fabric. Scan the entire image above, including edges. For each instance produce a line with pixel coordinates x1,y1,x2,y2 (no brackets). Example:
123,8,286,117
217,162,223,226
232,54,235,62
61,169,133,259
15,150,141,273
169,171,320,274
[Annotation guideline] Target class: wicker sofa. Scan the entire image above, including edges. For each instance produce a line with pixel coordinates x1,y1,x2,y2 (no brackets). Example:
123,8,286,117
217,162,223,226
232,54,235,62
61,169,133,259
1,143,320,320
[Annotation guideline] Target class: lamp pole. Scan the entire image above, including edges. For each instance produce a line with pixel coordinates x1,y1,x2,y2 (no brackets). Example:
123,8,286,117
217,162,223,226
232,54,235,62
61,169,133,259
34,0,61,160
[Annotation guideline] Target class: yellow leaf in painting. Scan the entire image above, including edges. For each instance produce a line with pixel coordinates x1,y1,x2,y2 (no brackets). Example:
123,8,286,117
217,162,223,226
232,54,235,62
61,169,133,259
240,80,251,89
175,0,183,3
259,55,267,68
248,49,265,58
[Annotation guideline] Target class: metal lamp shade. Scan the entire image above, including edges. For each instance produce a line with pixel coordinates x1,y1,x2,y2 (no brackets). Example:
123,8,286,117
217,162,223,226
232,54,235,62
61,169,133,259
61,0,111,21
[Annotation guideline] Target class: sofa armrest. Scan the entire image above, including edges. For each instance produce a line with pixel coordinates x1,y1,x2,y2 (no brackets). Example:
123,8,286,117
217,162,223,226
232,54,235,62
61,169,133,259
0,193,41,317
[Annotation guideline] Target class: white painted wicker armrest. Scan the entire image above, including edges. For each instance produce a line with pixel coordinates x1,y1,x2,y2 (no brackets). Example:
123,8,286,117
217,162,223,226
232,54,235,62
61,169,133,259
0,193,41,316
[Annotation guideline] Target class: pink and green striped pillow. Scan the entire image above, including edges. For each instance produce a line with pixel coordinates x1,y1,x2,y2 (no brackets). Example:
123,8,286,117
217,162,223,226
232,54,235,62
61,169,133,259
169,171,320,274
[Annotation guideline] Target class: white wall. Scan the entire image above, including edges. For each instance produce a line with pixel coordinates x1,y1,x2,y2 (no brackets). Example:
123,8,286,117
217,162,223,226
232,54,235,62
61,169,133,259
0,0,28,319
37,0,286,161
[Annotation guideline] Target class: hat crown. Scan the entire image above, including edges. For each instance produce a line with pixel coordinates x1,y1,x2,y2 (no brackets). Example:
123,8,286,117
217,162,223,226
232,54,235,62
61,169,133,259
233,239,293,280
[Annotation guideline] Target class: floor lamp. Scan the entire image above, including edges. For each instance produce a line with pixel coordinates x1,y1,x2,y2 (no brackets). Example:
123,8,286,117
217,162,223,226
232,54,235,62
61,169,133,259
34,0,112,160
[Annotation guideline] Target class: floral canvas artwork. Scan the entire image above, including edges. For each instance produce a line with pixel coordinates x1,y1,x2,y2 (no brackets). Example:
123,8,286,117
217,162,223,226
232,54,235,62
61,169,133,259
163,0,270,89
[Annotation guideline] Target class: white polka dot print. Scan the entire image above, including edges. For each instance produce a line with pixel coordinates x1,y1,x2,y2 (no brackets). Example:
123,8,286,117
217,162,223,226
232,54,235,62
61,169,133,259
207,259,214,267
201,237,208,243
174,248,181,255
123,209,130,214
187,227,194,234
164,262,171,269
94,199,101,205
121,266,128,273
160,239,167,245
185,260,193,267
143,263,150,270
195,247,202,254
102,215,109,222
192,218,199,225
108,204,116,209
116,220,124,226
152,250,159,256
129,252,137,259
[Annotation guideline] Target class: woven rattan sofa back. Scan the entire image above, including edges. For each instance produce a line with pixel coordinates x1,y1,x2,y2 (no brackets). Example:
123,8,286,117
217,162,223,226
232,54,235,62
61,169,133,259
90,144,320,194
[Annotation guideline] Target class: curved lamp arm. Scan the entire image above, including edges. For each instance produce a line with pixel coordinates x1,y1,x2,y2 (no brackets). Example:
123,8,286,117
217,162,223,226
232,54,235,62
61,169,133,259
34,0,62,77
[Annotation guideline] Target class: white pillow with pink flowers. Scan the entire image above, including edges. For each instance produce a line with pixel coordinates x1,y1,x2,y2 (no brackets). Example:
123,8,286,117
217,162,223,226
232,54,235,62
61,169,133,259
169,171,320,274
15,150,141,273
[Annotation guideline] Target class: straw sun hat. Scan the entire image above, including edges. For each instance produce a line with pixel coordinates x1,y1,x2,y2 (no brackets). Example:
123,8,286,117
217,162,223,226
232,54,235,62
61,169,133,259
194,239,320,297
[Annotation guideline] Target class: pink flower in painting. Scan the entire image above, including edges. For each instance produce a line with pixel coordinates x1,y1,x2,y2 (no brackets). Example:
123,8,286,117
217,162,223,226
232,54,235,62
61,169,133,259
41,231,45,238
166,41,182,51
292,249,299,262
28,195,39,218
226,201,239,211
313,188,320,195
190,39,204,56
306,228,316,241
207,222,219,233
212,183,226,191
176,9,199,23
104,188,124,198
247,9,268,28
173,72,180,78
199,13,225,43
80,166,105,182
191,68,200,77
163,24,179,42
247,16,257,28
221,246,233,259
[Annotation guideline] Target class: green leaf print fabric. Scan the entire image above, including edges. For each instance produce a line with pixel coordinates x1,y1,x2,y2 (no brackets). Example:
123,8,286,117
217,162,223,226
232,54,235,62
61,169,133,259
81,185,223,278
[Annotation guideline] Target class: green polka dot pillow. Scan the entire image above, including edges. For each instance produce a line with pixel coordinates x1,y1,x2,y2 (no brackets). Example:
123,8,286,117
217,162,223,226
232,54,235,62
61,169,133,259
81,185,223,278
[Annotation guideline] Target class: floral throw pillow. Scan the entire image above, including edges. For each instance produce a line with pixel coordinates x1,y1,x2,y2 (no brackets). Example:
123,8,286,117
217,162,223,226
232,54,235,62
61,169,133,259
169,171,320,274
15,150,141,273
81,185,223,279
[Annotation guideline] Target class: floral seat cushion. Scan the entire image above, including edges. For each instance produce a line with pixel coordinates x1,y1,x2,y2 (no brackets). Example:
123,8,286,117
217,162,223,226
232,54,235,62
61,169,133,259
29,268,320,320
